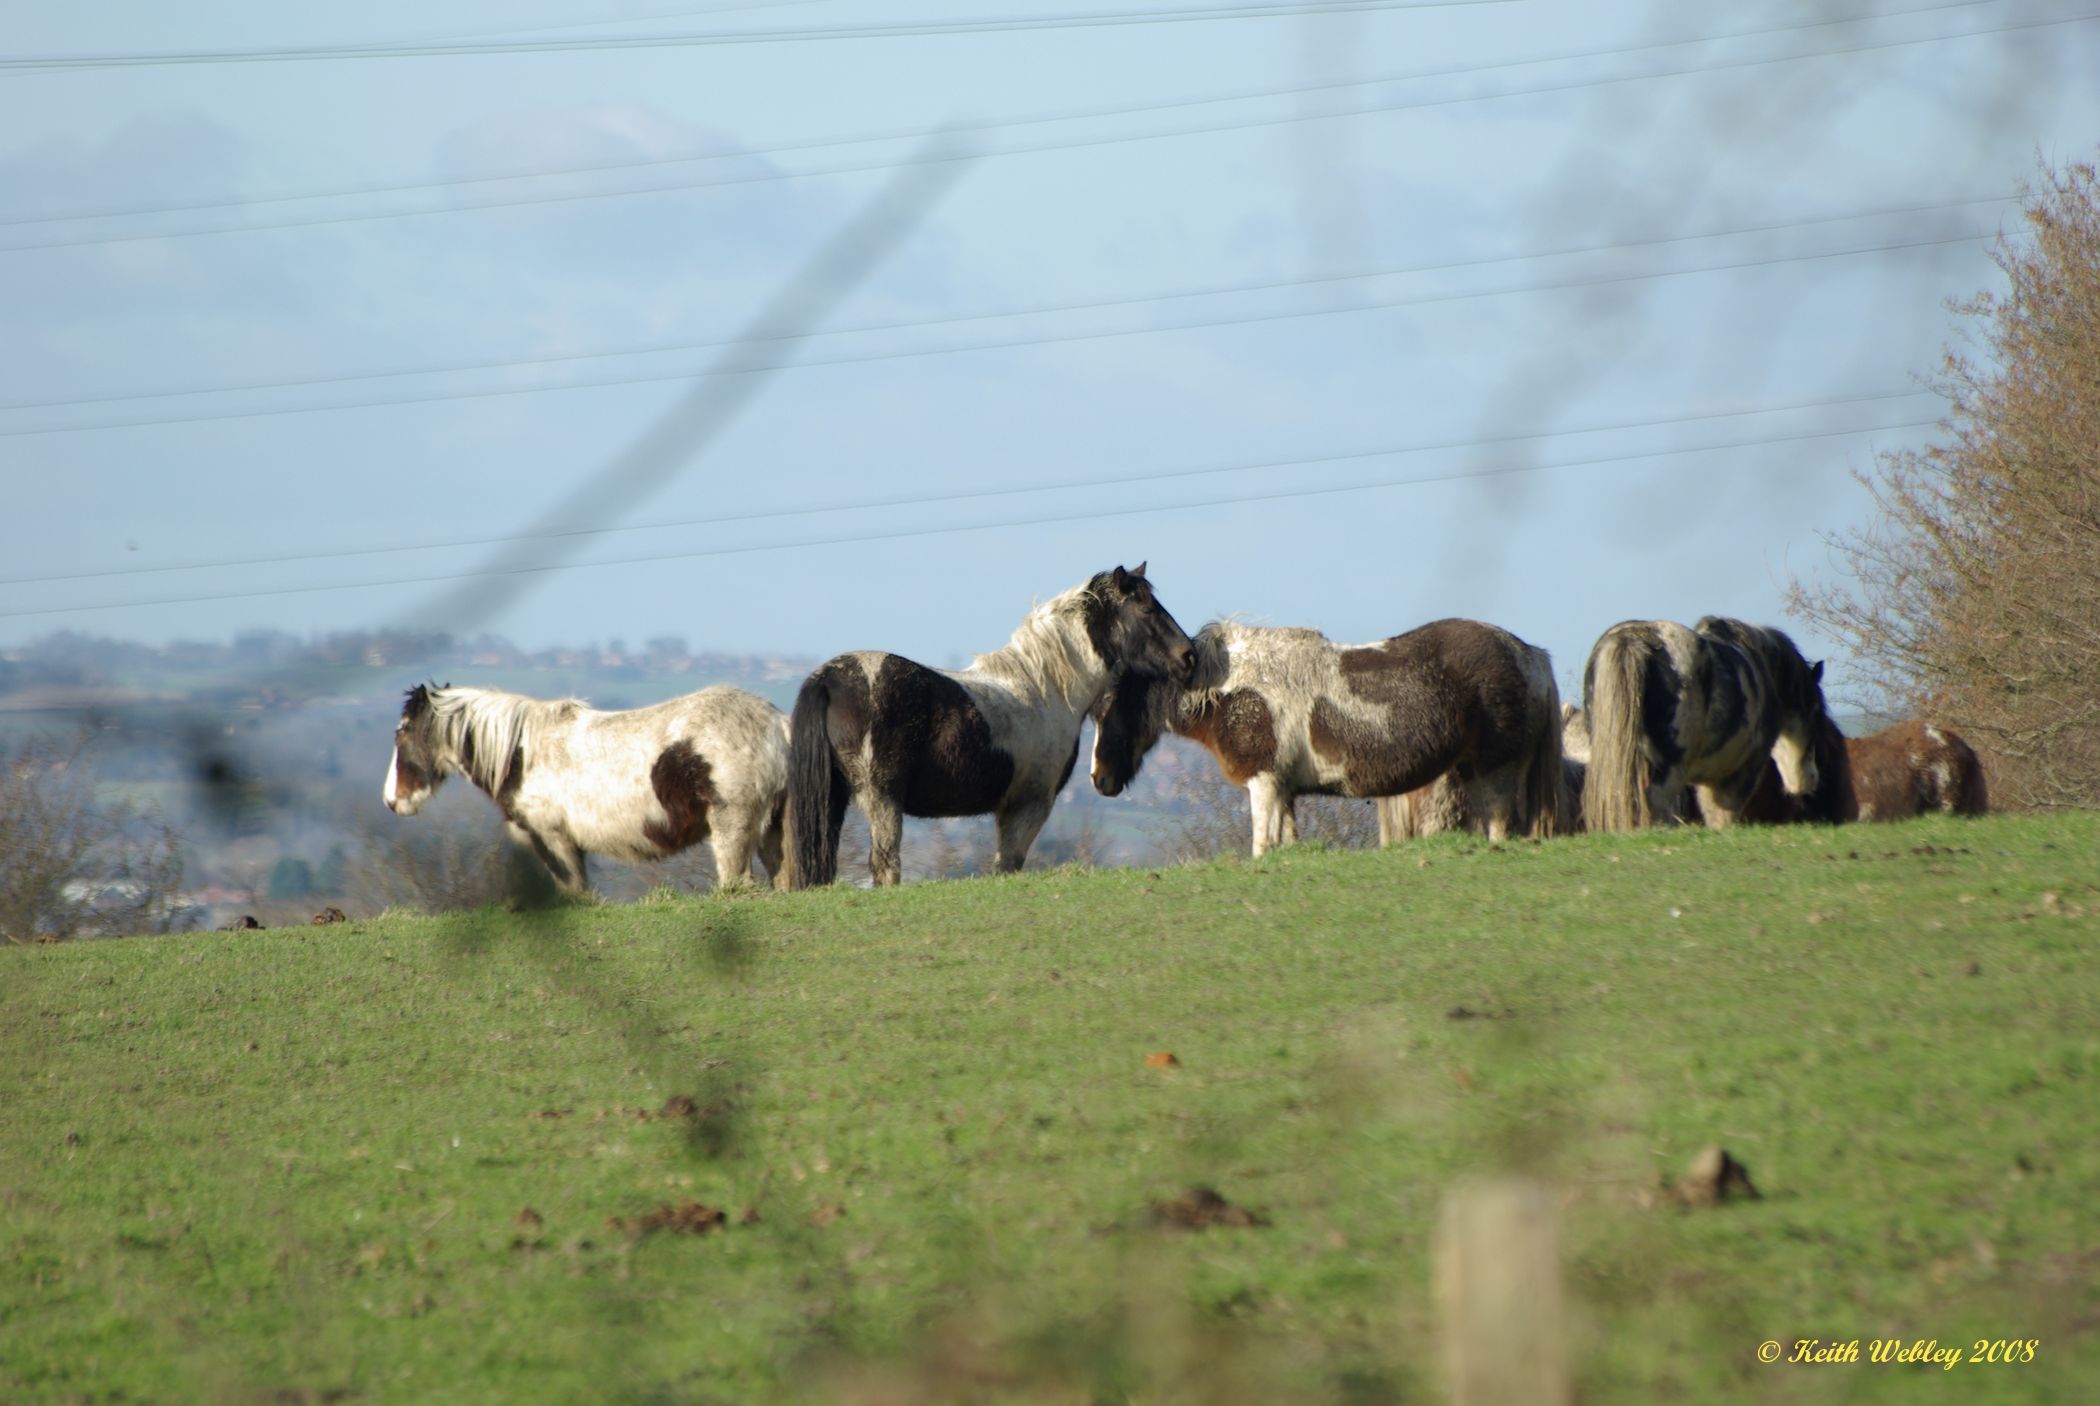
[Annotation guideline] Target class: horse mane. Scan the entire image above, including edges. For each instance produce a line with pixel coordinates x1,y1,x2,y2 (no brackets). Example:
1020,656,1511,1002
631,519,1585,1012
1184,619,1331,709
967,581,1108,706
426,686,579,795
1696,616,1821,705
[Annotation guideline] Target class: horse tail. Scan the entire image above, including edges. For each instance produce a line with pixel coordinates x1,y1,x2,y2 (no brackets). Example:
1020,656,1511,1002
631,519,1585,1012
1375,794,1410,846
1523,652,1566,837
1582,627,1654,833
786,674,841,889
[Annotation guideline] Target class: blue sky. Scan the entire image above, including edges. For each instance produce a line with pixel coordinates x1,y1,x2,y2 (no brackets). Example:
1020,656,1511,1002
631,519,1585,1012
4,0,2098,698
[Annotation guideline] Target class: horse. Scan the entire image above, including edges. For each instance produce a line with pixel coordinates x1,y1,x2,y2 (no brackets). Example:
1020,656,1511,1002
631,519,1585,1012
1580,616,1831,832
1846,720,1988,820
1091,617,1565,855
384,682,789,893
1381,699,1594,840
1719,709,1858,825
784,564,1194,888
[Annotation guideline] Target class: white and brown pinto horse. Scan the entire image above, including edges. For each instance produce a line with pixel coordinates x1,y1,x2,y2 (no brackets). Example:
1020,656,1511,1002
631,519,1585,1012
1847,720,1988,820
785,565,1194,888
1581,616,1832,832
1091,618,1566,855
383,683,789,892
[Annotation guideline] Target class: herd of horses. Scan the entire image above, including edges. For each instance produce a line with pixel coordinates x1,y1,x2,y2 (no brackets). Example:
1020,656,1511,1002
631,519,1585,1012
381,564,1987,894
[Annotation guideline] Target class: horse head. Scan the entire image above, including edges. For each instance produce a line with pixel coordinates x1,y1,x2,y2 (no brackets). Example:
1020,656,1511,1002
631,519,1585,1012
383,682,449,815
1766,649,1830,798
1083,562,1196,685
1089,665,1176,797
1699,618,1829,798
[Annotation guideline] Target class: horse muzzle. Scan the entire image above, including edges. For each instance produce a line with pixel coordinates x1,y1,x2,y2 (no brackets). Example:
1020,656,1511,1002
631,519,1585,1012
1092,768,1125,798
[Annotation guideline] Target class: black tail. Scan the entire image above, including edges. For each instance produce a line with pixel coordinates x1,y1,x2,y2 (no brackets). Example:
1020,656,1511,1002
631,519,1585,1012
786,675,841,889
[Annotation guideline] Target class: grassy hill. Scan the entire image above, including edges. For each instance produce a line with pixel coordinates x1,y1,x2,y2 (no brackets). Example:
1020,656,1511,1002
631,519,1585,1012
5,813,2098,1404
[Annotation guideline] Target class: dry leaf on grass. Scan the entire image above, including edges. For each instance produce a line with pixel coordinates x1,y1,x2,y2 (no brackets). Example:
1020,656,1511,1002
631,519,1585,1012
1143,1051,1180,1069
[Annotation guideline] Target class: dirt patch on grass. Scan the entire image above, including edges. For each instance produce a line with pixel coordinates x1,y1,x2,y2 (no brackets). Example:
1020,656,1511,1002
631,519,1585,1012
606,1202,728,1237
1668,1146,1760,1208
1148,1186,1268,1230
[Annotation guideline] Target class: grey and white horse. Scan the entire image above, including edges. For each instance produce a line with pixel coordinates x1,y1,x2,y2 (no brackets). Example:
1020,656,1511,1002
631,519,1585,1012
1580,616,1830,832
383,683,789,892
785,564,1195,888
1091,617,1566,855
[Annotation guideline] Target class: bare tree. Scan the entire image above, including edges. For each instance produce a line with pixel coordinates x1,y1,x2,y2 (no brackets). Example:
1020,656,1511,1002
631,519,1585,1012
0,734,185,942
1790,157,2100,809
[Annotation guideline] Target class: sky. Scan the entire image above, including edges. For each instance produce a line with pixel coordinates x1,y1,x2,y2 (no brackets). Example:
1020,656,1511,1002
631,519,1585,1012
4,0,2099,700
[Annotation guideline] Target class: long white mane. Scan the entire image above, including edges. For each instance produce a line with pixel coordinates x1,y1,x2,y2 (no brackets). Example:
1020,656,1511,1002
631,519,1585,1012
965,581,1106,706
427,686,577,795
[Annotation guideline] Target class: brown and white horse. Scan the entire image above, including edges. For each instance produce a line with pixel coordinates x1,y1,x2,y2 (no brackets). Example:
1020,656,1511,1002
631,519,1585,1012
384,683,789,893
1846,720,1988,820
1581,617,1832,832
1091,617,1565,855
785,565,1195,888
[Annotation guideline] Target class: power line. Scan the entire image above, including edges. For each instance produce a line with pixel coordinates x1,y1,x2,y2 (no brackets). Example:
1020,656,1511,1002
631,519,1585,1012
1,2,2062,252
8,0,1982,228
2,0,1521,71
439,0,849,44
0,387,1941,590
0,191,2012,418
0,218,2001,438
0,403,1939,621
5,1,1980,230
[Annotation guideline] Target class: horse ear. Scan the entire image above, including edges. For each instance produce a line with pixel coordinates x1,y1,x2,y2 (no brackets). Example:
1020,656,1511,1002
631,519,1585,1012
1110,565,1131,588
1130,560,1148,580
1811,660,1825,683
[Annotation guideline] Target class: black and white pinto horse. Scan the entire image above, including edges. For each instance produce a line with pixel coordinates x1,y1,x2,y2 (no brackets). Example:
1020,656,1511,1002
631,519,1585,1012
1091,617,1566,855
384,683,790,892
1580,616,1831,832
785,565,1194,888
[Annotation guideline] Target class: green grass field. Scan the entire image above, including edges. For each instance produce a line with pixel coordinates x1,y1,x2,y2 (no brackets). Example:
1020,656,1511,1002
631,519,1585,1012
5,814,2097,1404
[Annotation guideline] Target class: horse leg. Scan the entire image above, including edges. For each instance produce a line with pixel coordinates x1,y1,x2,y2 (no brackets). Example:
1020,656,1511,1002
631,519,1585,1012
708,813,758,891
756,805,786,889
1281,796,1300,846
1692,784,1737,829
1650,767,1690,828
993,798,1052,874
863,792,905,887
1462,768,1517,843
1375,795,1399,847
1247,776,1290,856
523,828,588,894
